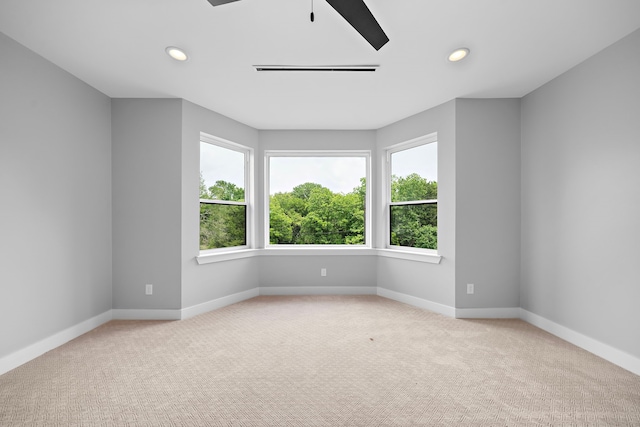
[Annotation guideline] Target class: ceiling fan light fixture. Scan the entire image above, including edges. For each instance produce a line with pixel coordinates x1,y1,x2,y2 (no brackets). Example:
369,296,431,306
448,47,470,62
165,46,189,62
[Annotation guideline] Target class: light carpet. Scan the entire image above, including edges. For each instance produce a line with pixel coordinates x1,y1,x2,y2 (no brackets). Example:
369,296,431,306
1,295,639,426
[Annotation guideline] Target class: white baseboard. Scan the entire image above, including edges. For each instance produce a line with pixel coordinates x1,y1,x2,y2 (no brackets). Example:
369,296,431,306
377,287,456,317
0,310,112,376
4,291,638,380
181,288,260,320
377,289,640,376
520,309,640,376
259,286,378,296
111,309,181,320
455,307,521,319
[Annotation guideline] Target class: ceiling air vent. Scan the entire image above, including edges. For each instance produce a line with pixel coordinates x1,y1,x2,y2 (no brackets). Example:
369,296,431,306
253,65,379,72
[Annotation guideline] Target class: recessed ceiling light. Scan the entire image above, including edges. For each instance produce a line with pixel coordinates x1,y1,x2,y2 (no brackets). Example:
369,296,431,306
448,47,470,62
165,46,189,62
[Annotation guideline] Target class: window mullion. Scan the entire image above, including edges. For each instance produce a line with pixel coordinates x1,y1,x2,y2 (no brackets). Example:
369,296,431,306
389,200,437,206
200,199,247,206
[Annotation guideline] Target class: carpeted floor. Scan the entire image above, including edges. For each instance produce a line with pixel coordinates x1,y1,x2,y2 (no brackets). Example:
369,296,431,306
1,295,639,426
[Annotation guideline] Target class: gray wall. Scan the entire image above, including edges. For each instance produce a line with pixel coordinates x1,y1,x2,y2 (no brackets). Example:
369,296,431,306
455,99,521,308
521,29,640,357
375,101,457,307
259,255,377,290
111,99,182,310
0,32,112,358
181,101,260,308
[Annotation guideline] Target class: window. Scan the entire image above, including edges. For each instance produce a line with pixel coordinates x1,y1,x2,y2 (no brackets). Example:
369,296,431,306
266,151,370,246
199,135,251,251
387,135,438,251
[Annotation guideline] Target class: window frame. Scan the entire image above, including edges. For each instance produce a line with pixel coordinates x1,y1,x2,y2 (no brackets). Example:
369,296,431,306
264,150,372,249
385,133,438,255
199,133,253,255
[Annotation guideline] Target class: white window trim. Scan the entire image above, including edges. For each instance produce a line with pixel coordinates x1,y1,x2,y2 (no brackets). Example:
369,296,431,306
383,132,439,256
199,132,254,254
264,150,372,249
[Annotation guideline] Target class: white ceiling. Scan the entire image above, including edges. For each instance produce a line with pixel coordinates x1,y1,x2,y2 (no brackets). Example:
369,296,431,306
1,0,639,130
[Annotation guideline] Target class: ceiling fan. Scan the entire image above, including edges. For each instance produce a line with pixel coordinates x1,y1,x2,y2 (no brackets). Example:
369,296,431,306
205,0,389,51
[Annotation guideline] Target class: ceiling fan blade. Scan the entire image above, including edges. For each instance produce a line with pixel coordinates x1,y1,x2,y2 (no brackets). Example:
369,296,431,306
206,0,241,6
325,0,389,51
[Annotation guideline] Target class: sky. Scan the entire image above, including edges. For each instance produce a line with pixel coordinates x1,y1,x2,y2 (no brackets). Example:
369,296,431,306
200,142,245,190
201,142,437,195
270,157,365,194
391,142,438,183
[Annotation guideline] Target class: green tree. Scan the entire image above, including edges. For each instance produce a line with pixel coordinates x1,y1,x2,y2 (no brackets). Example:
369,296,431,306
269,192,306,243
208,180,244,202
269,196,294,244
200,204,246,249
268,180,367,245
390,174,438,249
391,173,437,202
334,192,365,245
200,173,209,199
291,182,324,201
199,176,247,249
299,186,334,243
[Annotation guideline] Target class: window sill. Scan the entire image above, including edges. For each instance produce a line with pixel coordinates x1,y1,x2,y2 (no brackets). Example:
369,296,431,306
196,247,441,264
377,249,442,264
196,249,259,265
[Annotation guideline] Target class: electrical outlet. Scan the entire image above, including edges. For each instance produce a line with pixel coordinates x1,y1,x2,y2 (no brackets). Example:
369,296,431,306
145,284,153,295
321,268,327,277
467,283,474,295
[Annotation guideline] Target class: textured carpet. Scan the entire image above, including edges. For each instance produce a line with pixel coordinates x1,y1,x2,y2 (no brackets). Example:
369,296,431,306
1,295,639,426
